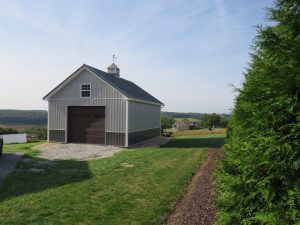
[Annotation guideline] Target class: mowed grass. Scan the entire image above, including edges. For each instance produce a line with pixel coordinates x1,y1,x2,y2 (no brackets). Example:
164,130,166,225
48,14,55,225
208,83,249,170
174,128,226,137
162,133,226,149
0,138,213,225
4,141,45,156
173,133,226,139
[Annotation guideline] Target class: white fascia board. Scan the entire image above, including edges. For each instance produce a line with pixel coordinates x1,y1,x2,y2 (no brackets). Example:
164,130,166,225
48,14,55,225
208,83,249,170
47,102,50,142
125,100,129,147
127,98,164,107
43,67,86,101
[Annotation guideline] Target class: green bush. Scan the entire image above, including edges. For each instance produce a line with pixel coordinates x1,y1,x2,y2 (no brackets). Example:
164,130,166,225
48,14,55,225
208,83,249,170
201,113,229,128
0,127,18,134
25,127,47,140
216,1,300,224
161,115,175,130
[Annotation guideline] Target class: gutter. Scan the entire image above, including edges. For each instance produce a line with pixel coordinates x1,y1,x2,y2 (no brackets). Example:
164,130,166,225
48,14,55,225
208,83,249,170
127,98,164,107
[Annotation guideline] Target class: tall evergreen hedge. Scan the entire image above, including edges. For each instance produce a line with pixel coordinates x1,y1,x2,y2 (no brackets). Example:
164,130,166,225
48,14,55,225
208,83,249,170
217,1,300,224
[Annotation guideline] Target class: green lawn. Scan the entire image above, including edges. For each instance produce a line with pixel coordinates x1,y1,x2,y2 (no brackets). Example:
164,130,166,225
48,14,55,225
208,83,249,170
0,134,224,225
163,133,226,148
4,141,45,157
173,133,226,139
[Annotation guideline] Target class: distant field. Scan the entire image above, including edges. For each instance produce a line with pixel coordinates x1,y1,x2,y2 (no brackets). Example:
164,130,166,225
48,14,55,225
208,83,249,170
174,118,200,122
0,124,46,132
174,128,226,137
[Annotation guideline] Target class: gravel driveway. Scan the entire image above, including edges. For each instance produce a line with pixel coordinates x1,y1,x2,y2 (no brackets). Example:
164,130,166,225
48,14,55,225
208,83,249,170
34,143,124,160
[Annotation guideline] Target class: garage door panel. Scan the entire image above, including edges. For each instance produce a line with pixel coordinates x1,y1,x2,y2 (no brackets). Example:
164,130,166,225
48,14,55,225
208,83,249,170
89,125,105,129
86,135,105,139
86,128,105,132
67,106,105,144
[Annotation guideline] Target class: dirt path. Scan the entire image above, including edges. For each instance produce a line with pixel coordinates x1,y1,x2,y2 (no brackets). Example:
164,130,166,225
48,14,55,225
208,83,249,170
166,149,224,225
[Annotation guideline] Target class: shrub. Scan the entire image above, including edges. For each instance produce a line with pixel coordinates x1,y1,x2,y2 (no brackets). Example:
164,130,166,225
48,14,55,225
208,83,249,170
0,127,18,134
161,115,175,130
216,1,300,224
25,127,47,140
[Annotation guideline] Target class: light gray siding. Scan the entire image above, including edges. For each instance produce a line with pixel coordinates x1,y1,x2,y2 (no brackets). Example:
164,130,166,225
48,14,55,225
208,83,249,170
47,67,162,146
128,101,161,132
51,69,124,100
48,69,126,133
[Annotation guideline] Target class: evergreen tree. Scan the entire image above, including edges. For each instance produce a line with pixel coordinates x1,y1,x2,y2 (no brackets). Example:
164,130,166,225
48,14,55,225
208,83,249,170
217,1,300,224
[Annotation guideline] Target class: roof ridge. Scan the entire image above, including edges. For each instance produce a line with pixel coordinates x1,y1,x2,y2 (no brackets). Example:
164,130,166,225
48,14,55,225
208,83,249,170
84,64,135,84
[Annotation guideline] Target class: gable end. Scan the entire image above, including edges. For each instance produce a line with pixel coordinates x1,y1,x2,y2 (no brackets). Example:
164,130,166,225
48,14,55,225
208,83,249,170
43,65,127,100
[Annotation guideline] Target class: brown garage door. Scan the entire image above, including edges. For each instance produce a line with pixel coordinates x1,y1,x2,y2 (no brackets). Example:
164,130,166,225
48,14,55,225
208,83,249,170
67,106,105,144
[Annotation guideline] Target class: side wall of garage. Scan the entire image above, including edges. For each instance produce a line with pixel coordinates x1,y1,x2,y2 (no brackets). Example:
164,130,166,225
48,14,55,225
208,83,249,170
48,69,126,146
127,101,161,146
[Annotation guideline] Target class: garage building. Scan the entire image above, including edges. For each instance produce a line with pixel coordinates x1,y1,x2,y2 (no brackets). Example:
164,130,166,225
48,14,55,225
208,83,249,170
43,63,163,147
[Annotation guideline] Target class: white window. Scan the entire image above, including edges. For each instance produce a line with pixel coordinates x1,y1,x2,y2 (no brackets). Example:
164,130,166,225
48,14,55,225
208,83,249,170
81,84,91,98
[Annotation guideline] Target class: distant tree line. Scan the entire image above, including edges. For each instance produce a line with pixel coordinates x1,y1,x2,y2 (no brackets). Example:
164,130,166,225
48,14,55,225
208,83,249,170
201,113,228,128
0,110,47,125
161,112,229,129
161,112,203,119
161,111,231,121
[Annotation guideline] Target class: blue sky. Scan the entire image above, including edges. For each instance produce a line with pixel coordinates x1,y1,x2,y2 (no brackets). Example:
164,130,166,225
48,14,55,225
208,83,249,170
0,0,273,113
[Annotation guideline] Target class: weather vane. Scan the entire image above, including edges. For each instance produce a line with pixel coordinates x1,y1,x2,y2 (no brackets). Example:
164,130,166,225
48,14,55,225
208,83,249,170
112,54,117,63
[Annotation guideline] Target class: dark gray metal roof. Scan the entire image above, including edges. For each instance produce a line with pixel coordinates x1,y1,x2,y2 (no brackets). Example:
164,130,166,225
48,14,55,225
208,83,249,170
84,64,163,105
43,64,163,105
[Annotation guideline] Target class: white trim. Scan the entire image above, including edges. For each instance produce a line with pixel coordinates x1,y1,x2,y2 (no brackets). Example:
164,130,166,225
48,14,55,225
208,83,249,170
128,98,163,106
49,129,66,131
125,100,129,147
159,107,161,136
47,102,50,142
48,98,127,101
104,106,107,145
128,127,160,133
80,83,91,98
65,106,68,143
44,67,85,100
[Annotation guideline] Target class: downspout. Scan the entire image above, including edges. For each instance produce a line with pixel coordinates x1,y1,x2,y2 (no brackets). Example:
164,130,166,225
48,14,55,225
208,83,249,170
125,100,129,147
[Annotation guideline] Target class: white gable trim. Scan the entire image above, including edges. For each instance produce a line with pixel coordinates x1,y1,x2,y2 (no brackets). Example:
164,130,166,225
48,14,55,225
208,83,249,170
43,67,84,100
43,66,127,101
